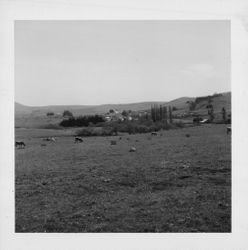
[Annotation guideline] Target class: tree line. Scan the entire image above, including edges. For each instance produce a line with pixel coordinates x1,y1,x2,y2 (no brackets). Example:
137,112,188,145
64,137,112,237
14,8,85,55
150,104,173,123
60,115,105,127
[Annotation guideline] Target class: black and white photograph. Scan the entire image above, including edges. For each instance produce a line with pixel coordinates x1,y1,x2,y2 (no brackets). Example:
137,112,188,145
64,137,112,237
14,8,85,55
15,20,231,233
1,0,248,249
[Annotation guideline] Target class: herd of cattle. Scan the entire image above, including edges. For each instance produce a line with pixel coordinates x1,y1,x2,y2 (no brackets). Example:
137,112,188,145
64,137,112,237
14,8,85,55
15,126,231,150
15,135,138,152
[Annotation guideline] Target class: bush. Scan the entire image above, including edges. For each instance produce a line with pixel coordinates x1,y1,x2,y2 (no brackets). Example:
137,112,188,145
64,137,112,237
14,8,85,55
75,119,185,136
62,110,73,118
134,125,150,133
76,127,117,137
173,121,185,128
60,115,105,127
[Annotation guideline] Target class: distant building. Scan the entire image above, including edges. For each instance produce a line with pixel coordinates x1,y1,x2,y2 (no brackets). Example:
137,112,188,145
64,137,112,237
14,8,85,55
104,112,124,122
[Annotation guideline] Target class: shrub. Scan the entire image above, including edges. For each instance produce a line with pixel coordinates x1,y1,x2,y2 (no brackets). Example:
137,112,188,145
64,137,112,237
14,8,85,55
173,121,185,128
76,127,117,137
75,119,185,136
134,125,150,133
62,110,73,118
60,115,105,127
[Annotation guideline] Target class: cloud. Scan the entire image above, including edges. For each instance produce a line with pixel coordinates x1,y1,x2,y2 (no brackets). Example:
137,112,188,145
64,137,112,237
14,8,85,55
180,63,215,79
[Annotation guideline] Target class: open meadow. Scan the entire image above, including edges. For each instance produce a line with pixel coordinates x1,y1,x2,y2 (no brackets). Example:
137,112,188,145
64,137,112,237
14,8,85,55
15,124,231,232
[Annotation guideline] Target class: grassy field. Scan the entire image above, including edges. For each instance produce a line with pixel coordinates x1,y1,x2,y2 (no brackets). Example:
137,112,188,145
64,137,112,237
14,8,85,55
15,124,231,232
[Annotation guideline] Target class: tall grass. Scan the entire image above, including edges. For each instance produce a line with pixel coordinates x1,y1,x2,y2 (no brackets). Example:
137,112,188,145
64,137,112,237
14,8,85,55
76,127,117,137
75,121,185,137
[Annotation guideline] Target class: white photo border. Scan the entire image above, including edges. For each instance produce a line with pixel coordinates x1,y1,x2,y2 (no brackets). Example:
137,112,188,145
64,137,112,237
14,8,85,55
1,0,248,249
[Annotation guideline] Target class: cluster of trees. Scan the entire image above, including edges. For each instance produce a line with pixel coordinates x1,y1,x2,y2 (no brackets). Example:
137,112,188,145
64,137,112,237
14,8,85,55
222,107,231,123
60,115,105,127
63,110,73,118
207,104,231,124
207,105,214,122
150,104,173,123
46,112,54,116
121,110,132,117
187,101,197,111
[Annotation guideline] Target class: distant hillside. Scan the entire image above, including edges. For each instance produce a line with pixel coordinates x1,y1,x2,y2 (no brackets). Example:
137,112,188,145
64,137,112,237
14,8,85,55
14,101,166,116
15,97,194,116
15,92,230,128
195,92,231,114
166,97,195,110
15,102,33,114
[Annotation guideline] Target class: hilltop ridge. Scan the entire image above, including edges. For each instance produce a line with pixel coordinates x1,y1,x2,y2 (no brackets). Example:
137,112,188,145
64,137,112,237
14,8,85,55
15,92,231,128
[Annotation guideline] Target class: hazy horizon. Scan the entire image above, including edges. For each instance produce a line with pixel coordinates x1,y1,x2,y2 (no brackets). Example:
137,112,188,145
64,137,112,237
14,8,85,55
15,20,230,106
16,91,231,107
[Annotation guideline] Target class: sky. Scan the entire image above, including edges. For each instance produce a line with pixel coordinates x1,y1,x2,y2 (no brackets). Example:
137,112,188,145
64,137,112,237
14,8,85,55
15,20,230,106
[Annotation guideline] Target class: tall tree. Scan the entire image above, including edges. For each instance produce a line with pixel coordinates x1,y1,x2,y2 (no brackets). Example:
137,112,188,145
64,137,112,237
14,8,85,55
169,106,173,123
222,107,226,122
151,105,154,122
207,104,214,122
160,105,163,121
154,104,158,122
164,106,168,125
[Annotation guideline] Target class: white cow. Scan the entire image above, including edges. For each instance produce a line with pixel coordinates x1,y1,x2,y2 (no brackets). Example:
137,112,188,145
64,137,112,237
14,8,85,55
129,147,136,152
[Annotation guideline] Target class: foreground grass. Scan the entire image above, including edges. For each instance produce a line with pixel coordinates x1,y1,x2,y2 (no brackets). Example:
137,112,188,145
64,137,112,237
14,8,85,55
15,124,231,232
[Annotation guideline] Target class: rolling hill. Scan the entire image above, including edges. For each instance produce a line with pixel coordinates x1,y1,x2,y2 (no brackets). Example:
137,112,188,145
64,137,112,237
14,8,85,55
15,92,230,128
15,97,195,116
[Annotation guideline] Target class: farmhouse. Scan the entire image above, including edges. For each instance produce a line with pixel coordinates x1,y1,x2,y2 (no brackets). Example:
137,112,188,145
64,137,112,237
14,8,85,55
200,118,210,124
104,109,126,122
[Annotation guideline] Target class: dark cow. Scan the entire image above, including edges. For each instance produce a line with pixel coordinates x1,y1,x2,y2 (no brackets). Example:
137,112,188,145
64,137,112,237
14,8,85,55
110,140,117,145
151,132,158,136
193,117,203,124
75,137,83,143
43,137,56,142
15,141,25,148
227,126,231,135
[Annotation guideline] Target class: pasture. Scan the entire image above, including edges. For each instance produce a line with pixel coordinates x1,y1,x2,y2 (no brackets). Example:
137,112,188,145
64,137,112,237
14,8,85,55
15,124,231,232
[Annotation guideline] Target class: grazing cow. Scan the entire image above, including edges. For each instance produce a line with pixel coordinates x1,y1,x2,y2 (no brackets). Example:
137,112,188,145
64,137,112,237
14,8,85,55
151,132,158,136
15,141,25,148
193,117,203,124
110,140,117,145
75,137,83,143
129,147,136,152
227,126,231,135
43,137,56,142
119,137,122,140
